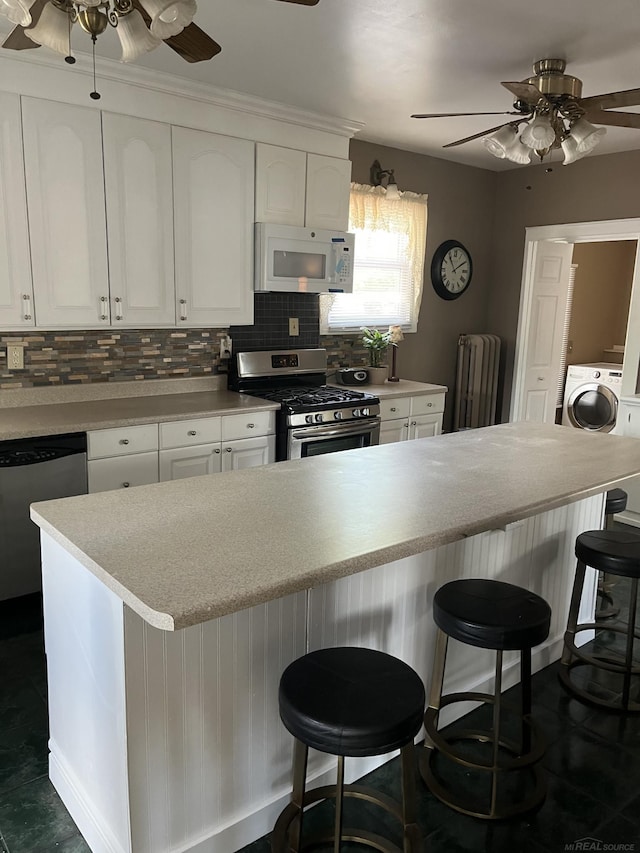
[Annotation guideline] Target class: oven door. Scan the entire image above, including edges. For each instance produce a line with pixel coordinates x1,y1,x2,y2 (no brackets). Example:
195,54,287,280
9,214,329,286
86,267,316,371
288,418,380,460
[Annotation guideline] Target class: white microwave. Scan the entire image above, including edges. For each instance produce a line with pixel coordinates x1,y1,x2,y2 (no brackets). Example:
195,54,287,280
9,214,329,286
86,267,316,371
254,223,355,293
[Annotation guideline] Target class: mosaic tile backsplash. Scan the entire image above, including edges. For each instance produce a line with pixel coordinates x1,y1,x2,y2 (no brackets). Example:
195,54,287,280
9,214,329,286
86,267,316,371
1,294,371,389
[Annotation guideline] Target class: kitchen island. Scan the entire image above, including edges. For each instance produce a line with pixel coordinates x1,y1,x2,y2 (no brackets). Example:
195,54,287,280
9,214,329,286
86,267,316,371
31,422,640,853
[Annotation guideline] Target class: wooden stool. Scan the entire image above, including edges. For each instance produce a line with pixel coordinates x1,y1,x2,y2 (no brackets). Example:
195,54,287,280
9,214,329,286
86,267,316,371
272,646,425,853
560,529,640,712
420,579,551,820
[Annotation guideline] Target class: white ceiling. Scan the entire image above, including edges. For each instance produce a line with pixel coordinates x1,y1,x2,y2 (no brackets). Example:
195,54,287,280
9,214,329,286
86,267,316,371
5,0,640,171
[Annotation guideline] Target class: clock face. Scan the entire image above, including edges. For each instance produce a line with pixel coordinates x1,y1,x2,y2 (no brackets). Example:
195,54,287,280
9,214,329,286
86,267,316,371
431,241,473,300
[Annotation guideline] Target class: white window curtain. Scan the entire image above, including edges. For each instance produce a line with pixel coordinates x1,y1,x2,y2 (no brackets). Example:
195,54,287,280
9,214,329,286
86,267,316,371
320,183,428,333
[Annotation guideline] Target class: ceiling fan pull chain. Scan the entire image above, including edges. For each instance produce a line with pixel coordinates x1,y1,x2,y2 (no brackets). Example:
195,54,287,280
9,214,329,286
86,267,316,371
90,34,101,100
65,8,75,65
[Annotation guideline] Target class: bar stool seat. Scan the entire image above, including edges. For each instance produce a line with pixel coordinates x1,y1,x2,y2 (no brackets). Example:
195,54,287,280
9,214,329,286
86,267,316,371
560,528,640,712
605,488,628,517
272,647,425,853
421,579,551,820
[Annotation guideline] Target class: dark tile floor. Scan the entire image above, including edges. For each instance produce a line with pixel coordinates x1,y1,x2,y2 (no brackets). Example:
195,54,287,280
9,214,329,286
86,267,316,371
1,579,639,853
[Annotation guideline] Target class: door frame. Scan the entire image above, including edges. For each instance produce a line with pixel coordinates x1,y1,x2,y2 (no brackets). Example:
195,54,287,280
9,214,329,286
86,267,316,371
511,218,640,422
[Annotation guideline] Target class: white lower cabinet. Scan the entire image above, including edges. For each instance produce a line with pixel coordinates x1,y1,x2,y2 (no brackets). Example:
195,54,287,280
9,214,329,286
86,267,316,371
379,392,445,445
221,435,275,471
160,444,222,480
87,424,160,493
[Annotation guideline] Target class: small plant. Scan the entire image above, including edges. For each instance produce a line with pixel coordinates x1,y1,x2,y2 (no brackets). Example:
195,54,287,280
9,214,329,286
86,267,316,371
361,327,391,368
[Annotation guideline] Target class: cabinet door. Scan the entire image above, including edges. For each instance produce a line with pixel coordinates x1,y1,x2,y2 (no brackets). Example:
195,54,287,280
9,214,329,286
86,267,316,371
379,419,409,445
0,93,34,329
102,114,175,327
255,144,306,226
305,154,351,231
173,127,254,327
159,444,223,480
88,452,159,493
22,98,110,328
221,435,275,471
620,401,640,438
409,414,442,440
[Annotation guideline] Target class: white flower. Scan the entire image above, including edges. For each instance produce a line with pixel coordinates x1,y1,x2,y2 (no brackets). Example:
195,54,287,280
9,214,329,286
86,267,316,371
389,325,404,344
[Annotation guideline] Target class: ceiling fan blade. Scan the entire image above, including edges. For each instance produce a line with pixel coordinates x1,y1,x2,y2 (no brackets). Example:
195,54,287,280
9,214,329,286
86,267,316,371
443,121,521,148
584,109,640,130
131,0,221,62
412,111,524,119
580,88,640,110
273,0,320,5
501,81,547,105
2,0,47,51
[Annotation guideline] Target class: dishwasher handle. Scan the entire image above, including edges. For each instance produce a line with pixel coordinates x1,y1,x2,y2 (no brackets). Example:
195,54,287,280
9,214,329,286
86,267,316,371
0,433,87,467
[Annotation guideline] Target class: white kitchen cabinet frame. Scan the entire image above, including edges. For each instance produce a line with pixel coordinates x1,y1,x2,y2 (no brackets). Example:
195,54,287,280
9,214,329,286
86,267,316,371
0,93,34,330
21,98,111,329
102,113,176,328
305,153,351,231
379,392,445,445
173,127,255,328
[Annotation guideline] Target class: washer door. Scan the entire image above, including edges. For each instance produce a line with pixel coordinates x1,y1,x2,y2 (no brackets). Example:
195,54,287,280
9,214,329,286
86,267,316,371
567,383,618,432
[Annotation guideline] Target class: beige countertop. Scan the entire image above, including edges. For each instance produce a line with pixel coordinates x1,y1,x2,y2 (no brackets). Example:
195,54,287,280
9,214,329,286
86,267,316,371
0,389,278,441
31,422,640,632
363,379,447,398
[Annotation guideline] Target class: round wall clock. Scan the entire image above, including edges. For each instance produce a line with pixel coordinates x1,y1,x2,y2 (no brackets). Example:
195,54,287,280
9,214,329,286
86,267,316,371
431,240,473,300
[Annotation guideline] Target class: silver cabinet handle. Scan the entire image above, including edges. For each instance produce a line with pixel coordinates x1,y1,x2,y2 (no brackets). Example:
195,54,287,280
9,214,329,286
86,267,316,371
411,421,417,426
390,407,397,412
247,423,255,429
215,448,221,454
122,482,130,488
427,402,433,407
23,293,32,321
100,295,108,320
188,430,197,436
403,422,409,428
114,296,123,321
179,298,187,321
225,447,232,452
119,439,130,445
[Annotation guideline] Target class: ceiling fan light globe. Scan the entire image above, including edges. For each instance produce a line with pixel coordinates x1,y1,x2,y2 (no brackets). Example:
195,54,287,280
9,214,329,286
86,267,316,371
117,8,161,61
140,0,196,38
560,135,587,165
570,118,606,154
483,124,518,159
504,138,532,165
519,115,556,150
0,0,34,27
25,1,73,55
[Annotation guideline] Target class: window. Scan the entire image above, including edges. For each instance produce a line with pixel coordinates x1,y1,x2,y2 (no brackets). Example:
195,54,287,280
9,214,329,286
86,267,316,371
320,183,428,333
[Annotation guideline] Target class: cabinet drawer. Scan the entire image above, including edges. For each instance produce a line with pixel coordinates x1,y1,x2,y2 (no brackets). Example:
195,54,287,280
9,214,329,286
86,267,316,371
88,452,158,493
380,398,411,421
160,417,222,449
410,393,446,416
87,424,158,459
221,411,275,441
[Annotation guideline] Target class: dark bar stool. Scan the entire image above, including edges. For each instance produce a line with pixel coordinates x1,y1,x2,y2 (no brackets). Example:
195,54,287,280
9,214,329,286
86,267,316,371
420,579,551,820
272,646,425,853
596,488,628,621
560,528,640,712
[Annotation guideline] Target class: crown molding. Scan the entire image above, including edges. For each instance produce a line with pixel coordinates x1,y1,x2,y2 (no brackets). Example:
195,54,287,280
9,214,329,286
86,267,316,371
0,33,363,140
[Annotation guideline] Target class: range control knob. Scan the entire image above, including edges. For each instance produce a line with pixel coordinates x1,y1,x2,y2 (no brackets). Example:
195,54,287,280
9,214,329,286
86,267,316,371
305,415,314,424
361,407,370,417
352,408,360,418
334,411,343,420
315,413,324,423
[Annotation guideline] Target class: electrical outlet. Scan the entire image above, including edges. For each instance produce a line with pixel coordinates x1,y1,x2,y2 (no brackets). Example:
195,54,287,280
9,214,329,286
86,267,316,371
219,335,232,359
289,317,299,337
7,345,24,370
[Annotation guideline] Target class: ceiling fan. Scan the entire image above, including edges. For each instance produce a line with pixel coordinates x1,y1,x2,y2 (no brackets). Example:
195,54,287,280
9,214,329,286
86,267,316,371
1,0,319,72
411,59,640,165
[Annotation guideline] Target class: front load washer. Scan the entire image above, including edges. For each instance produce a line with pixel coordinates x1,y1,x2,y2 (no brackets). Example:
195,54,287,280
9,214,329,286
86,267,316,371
562,362,623,433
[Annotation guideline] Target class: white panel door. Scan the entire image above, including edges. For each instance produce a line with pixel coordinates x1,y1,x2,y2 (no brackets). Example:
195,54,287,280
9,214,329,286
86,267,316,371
173,127,254,327
305,154,351,231
520,241,574,423
0,93,34,329
102,113,175,327
22,98,110,328
409,413,443,439
159,444,223,480
255,143,306,226
379,418,409,444
221,435,275,471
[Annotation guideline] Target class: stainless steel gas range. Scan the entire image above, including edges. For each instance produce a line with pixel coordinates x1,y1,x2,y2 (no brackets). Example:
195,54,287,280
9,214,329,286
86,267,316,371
229,349,380,460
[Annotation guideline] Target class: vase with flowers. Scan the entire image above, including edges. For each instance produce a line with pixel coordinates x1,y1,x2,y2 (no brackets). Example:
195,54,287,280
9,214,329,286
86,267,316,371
361,327,391,384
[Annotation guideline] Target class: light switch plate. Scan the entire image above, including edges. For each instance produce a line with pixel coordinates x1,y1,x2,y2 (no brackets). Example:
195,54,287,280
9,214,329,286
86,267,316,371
289,318,299,336
7,345,24,370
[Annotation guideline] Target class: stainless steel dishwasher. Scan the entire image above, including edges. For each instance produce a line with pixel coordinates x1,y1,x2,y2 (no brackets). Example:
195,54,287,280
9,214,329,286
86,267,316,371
0,433,87,601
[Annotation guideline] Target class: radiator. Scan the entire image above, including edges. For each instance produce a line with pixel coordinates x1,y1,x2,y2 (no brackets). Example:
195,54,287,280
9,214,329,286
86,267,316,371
453,334,501,430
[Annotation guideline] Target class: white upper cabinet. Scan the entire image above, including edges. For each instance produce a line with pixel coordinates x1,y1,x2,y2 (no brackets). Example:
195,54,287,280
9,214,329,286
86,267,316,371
102,114,176,327
255,144,306,225
305,154,351,231
173,127,254,327
22,98,110,328
255,144,351,230
0,93,34,330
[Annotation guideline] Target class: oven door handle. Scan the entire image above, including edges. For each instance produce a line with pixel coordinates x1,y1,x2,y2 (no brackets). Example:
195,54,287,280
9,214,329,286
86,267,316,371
291,420,380,440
